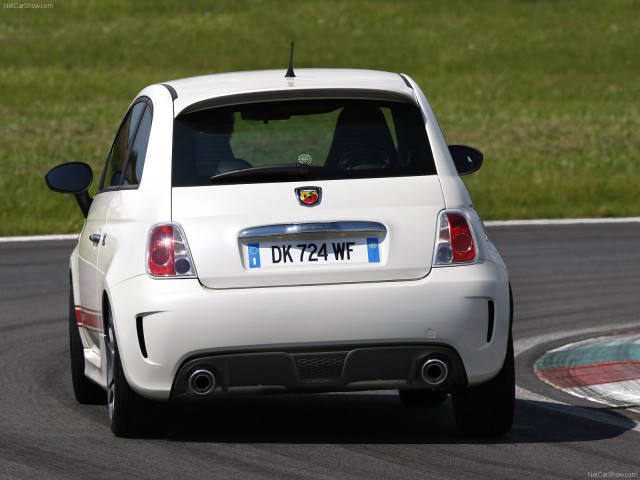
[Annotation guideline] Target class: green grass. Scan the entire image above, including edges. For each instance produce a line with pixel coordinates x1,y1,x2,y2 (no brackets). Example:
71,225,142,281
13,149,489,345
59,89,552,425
1,0,639,235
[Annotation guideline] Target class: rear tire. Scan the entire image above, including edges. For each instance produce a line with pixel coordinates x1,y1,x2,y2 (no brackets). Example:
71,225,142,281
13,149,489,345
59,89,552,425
105,304,156,438
452,334,515,437
69,287,104,404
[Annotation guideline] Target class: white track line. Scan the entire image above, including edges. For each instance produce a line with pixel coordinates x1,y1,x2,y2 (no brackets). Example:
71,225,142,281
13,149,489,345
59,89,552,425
486,217,640,227
0,234,78,243
2,217,640,243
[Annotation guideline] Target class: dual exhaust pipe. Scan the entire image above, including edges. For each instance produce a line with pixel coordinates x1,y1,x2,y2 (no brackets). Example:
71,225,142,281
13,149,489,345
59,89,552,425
187,358,449,395
188,369,216,395
420,358,448,386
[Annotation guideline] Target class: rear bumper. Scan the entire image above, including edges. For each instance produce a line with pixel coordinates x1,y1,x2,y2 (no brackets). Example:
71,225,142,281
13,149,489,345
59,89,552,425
108,259,510,401
171,344,467,400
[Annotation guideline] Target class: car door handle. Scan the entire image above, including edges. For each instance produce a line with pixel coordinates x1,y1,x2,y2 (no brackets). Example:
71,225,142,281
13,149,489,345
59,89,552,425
89,233,101,245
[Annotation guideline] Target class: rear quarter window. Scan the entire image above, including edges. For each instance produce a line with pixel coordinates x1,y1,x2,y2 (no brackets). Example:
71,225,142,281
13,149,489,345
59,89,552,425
99,99,153,191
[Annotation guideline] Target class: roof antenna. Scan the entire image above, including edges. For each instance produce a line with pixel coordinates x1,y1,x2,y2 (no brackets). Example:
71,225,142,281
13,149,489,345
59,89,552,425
285,42,295,78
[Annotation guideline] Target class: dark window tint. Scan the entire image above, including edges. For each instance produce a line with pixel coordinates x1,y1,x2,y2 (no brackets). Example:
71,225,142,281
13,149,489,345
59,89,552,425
172,99,435,187
123,105,152,185
100,100,152,190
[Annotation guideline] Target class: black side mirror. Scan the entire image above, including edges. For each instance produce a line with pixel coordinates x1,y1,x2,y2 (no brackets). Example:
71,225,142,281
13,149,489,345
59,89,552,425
449,145,483,175
45,162,94,217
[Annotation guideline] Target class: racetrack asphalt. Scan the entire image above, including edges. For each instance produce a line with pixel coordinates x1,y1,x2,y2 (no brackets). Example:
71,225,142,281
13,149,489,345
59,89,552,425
2,218,639,416
1,219,639,479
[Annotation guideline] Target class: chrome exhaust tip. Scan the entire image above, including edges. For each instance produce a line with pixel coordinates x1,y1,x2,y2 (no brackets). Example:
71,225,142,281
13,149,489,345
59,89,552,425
188,369,216,395
421,358,448,386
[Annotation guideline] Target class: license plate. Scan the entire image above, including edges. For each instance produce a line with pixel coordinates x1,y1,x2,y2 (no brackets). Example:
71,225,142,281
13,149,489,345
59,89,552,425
247,238,380,269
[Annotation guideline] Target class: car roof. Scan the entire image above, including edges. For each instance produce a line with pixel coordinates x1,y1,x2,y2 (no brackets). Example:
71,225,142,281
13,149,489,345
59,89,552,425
160,69,418,116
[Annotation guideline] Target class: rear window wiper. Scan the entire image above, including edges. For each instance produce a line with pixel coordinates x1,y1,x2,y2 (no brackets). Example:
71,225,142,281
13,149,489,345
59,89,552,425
210,163,310,183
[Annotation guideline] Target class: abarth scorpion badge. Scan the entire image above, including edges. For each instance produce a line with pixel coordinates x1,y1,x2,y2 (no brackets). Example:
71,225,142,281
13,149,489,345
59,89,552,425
295,186,322,207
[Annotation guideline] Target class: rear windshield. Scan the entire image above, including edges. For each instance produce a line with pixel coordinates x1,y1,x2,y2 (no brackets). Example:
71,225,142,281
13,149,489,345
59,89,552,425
172,99,436,186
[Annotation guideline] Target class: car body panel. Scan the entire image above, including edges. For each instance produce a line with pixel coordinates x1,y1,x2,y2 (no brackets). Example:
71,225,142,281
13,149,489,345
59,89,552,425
166,69,419,116
402,74,477,209
75,191,114,349
172,175,445,288
108,259,510,400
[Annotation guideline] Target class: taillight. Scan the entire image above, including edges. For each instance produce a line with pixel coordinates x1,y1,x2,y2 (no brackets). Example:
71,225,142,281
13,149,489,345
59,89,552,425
147,224,196,277
434,212,477,265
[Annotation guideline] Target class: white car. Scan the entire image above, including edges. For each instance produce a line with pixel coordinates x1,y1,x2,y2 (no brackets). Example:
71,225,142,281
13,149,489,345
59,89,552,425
45,67,514,438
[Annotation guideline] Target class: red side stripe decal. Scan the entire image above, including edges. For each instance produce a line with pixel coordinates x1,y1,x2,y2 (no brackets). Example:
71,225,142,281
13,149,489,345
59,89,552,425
74,305,103,334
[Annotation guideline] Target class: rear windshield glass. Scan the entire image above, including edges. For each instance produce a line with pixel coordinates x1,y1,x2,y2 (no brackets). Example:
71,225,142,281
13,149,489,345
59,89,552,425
172,99,436,186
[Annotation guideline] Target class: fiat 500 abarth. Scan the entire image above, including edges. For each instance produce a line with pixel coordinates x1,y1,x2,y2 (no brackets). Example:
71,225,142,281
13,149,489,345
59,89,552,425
46,68,514,438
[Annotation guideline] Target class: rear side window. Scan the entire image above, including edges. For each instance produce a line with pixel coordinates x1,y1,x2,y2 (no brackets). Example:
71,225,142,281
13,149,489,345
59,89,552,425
172,99,435,186
123,105,152,185
99,99,153,190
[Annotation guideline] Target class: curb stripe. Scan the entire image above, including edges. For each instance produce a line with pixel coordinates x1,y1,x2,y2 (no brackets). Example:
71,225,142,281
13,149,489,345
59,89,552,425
534,331,640,411
534,344,640,370
535,361,640,388
563,380,640,408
